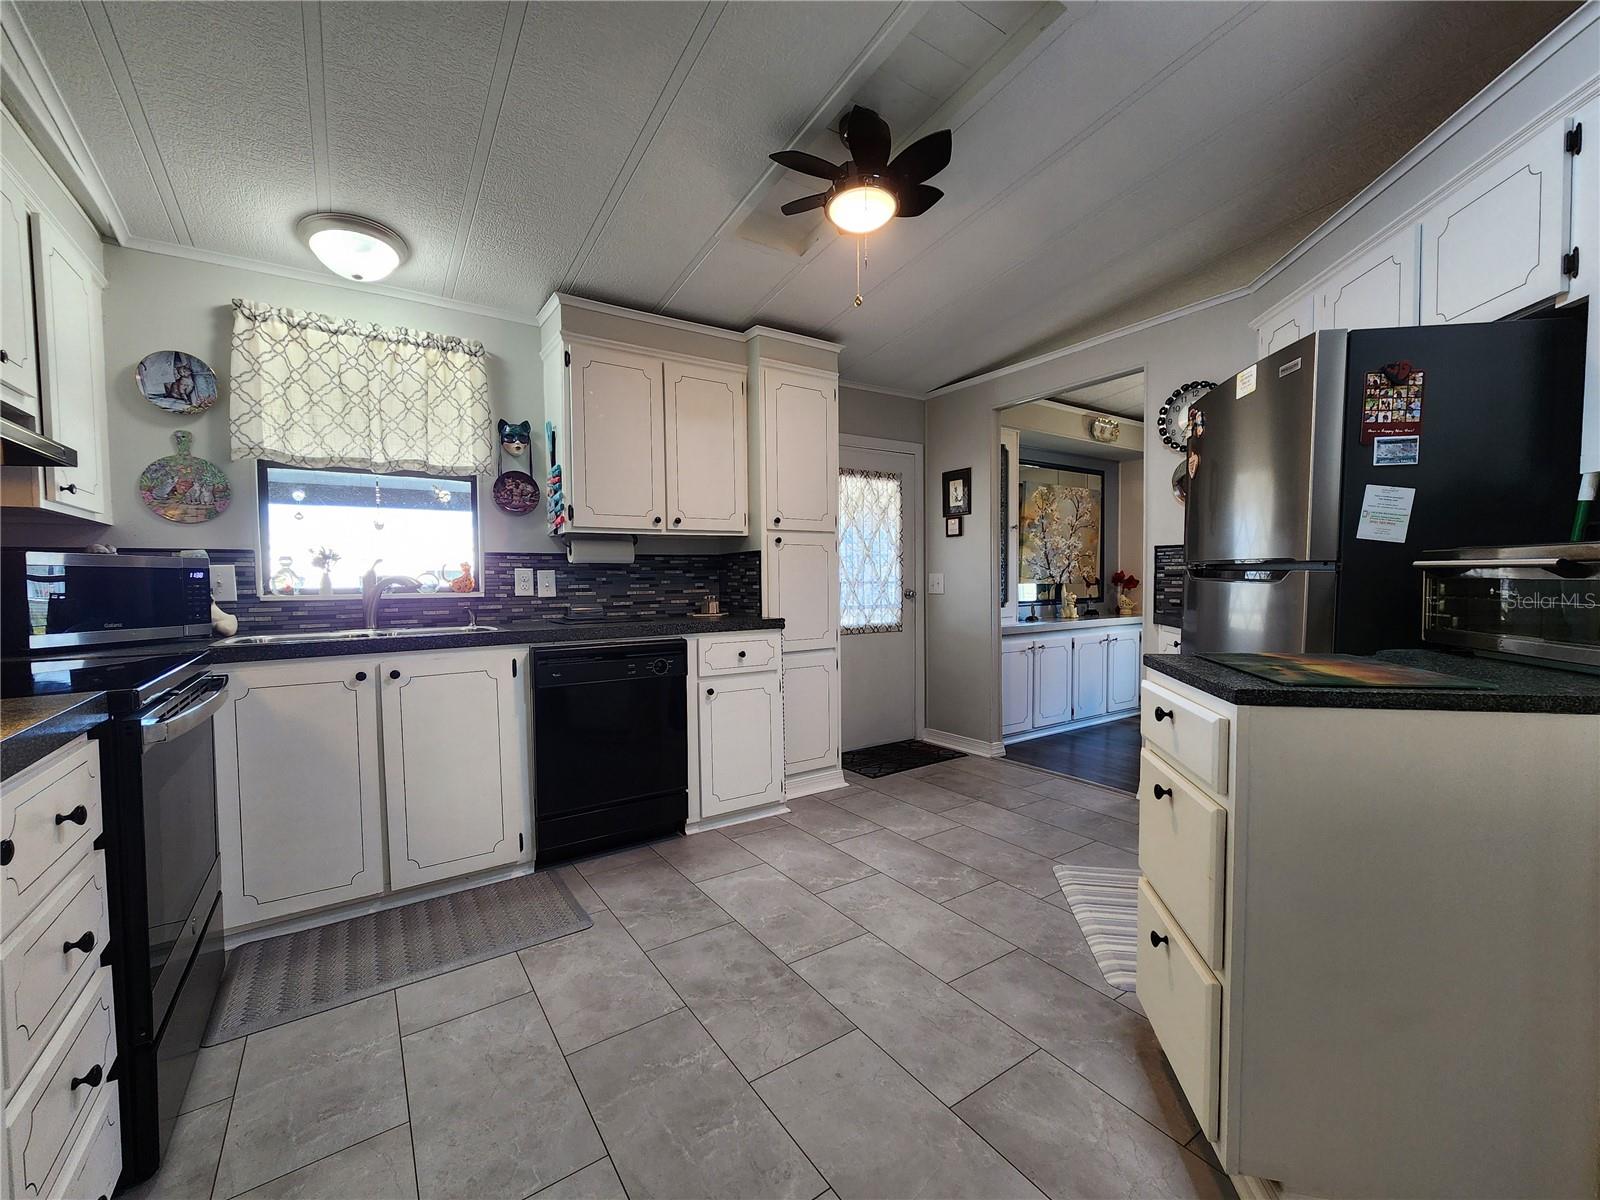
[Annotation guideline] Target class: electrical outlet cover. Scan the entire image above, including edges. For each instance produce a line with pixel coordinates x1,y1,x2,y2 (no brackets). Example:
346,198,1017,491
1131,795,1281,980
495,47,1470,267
513,568,535,597
210,563,238,602
927,573,945,596
536,569,556,598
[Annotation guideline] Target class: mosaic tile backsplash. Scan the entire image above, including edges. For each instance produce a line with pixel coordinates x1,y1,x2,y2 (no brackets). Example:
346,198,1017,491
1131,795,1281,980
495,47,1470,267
155,548,763,635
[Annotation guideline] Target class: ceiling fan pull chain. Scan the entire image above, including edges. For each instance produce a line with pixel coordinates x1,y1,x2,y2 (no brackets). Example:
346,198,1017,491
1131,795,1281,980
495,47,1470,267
854,235,865,308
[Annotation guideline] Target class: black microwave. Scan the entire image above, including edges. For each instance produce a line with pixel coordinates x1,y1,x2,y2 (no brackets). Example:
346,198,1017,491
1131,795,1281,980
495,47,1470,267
0,550,213,654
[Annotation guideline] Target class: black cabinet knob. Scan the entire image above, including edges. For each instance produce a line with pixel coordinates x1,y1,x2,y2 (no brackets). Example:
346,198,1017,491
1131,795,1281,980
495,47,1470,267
1150,930,1169,948
1153,784,1173,800
672,517,682,526
355,671,367,682
55,805,88,827
772,516,781,526
705,687,715,697
63,930,95,956
774,536,782,545
737,650,746,659
0,839,12,866
70,1064,103,1090
0,349,9,362
652,515,662,525
1153,706,1173,723
389,670,401,680
58,483,78,494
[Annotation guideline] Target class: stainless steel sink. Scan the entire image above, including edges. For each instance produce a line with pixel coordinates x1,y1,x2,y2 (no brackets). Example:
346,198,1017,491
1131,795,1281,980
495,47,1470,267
219,625,499,646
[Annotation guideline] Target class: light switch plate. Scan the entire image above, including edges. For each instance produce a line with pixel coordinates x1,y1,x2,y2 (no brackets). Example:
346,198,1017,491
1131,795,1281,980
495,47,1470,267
927,573,945,596
210,563,237,603
536,569,556,598
514,568,535,597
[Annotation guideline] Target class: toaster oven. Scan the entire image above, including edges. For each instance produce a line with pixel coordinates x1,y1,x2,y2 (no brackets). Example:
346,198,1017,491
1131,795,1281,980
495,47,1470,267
1416,543,1600,670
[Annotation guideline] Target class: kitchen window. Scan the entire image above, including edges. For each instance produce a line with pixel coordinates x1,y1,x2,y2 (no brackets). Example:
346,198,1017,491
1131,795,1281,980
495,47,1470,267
257,462,480,597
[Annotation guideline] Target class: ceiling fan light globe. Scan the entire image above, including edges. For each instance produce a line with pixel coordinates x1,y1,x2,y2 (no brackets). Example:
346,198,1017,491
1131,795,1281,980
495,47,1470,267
826,183,897,234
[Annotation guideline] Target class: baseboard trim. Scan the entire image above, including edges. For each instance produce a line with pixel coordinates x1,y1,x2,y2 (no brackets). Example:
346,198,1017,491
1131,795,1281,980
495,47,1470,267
1002,708,1138,744
920,728,1005,758
687,800,789,835
1230,1174,1283,1200
785,768,848,798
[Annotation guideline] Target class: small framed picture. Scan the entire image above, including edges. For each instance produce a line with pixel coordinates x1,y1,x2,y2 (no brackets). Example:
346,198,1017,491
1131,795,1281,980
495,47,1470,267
942,467,972,517
945,516,963,537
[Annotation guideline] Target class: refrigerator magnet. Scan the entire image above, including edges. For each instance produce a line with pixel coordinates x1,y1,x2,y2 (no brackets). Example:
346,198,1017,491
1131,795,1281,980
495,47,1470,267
1355,484,1416,543
1373,435,1420,467
1361,364,1424,445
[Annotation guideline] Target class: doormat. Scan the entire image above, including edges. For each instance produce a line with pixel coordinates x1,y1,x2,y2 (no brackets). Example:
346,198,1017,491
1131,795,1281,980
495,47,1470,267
1054,865,1139,992
205,870,591,1044
842,739,965,779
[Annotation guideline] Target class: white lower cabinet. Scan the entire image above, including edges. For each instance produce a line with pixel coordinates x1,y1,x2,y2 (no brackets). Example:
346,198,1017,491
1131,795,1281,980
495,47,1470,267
1032,639,1072,726
781,647,840,777
1069,632,1108,722
689,632,785,826
1107,626,1142,710
999,641,1034,736
1001,623,1141,741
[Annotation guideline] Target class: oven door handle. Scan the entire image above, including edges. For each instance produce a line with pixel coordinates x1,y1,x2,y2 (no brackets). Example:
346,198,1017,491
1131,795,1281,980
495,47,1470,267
142,676,228,747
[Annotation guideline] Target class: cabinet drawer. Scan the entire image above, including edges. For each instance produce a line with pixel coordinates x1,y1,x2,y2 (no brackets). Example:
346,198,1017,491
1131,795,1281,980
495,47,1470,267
1136,879,1221,1141
2,738,102,933
4,968,116,1200
49,1076,119,1200
1138,752,1225,969
1140,681,1228,795
1,850,110,1088
697,633,780,676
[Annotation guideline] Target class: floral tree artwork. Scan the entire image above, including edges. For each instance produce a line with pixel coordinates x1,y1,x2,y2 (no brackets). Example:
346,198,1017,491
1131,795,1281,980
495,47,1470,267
1021,483,1098,607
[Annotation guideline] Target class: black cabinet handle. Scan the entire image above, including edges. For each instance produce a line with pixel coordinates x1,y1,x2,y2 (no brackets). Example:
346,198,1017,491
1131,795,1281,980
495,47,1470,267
1150,930,1169,948
1,839,12,866
1153,784,1172,800
0,349,9,362
70,1064,103,1090
705,687,715,697
1153,707,1173,723
55,805,88,827
389,670,401,680
63,930,95,956
355,671,367,682
58,483,78,494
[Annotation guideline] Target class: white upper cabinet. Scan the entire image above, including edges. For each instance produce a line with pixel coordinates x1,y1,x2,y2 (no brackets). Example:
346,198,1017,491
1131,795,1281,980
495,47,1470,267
1253,292,1315,359
1421,118,1573,325
1070,632,1108,722
1316,225,1421,331
0,170,40,411
381,649,529,891
698,670,784,819
1033,638,1072,727
1562,102,1595,306
761,364,837,532
566,340,667,530
765,530,838,652
664,356,747,532
35,222,109,521
1107,626,1142,711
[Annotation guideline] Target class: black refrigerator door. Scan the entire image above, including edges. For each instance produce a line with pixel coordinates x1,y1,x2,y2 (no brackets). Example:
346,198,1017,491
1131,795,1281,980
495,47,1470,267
1335,314,1588,653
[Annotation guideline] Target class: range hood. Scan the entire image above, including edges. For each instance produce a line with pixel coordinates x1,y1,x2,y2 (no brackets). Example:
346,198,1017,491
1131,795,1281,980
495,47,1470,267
0,414,77,469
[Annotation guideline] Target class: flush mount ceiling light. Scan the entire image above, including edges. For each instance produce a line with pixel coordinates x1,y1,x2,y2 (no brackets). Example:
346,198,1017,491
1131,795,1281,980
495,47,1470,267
296,213,408,282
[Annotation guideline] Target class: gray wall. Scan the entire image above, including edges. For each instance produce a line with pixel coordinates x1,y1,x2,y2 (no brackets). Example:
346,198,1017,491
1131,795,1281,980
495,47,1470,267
840,384,924,444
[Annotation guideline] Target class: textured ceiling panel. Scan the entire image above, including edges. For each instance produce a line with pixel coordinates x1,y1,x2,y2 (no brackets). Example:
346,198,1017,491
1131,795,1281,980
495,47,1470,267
103,1,315,264
1057,373,1145,416
10,1,174,239
911,4,1013,69
320,2,507,294
448,1,702,312
571,1,897,307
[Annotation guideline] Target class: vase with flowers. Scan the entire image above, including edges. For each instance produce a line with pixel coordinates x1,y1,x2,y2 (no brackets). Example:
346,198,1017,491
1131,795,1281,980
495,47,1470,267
1111,570,1140,616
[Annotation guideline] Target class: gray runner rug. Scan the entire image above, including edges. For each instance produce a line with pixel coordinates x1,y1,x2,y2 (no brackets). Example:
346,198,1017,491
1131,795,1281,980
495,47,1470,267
1054,865,1140,992
205,870,591,1043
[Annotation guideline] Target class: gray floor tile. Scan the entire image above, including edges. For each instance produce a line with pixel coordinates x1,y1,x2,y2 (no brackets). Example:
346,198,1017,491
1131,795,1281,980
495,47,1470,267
1026,774,1142,822
943,801,1093,858
519,909,683,1053
552,864,606,913
780,794,883,843
842,770,877,787
570,1008,824,1200
818,874,1012,981
794,934,1034,1104
916,767,1044,810
395,952,531,1036
649,923,854,1080
954,951,1200,1142
230,1125,417,1200
696,865,865,962
584,858,732,950
718,812,793,837
730,824,878,893
833,829,992,901
213,994,408,1199
859,772,970,812
1119,989,1147,1016
1014,797,1140,851
944,881,1121,997
652,829,762,882
955,1053,1233,1200
126,1097,229,1200
826,789,958,840
573,842,669,879
1055,839,1141,871
182,1039,244,1114
755,1031,1046,1200
405,993,604,1200
531,1158,627,1200
919,827,1076,898
955,756,1059,789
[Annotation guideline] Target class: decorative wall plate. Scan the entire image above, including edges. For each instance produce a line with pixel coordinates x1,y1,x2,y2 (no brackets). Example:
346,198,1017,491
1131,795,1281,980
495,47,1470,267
136,350,219,415
1087,414,1121,442
1156,380,1216,452
492,469,540,514
139,431,231,522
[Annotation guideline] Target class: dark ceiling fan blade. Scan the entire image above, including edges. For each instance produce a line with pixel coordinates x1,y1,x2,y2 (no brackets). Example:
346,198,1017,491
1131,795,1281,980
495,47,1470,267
769,150,845,181
841,106,891,171
895,184,943,218
780,191,829,216
888,129,951,185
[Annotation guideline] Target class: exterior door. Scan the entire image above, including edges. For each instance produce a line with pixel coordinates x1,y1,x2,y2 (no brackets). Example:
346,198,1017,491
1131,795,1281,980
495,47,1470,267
381,649,529,890
838,441,921,751
1107,627,1142,711
765,531,838,653
1071,633,1108,722
566,340,665,530
1032,637,1072,728
664,356,747,533
1000,641,1034,736
762,364,837,532
699,673,783,818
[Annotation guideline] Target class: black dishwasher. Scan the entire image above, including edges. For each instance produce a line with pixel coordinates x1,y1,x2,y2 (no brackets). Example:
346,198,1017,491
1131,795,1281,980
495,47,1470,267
533,641,687,864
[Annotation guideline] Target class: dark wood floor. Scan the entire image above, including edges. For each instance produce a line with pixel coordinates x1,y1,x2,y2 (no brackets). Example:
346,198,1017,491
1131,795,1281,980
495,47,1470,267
1004,716,1141,793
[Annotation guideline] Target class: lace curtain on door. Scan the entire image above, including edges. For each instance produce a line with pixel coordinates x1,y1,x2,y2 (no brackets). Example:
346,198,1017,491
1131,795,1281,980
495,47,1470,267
229,298,493,476
839,467,904,634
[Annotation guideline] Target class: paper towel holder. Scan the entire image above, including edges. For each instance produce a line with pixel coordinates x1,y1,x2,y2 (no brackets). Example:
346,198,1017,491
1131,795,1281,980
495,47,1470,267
565,534,637,566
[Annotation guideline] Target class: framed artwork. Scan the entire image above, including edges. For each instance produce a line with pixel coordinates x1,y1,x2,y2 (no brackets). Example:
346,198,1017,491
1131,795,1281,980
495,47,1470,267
1018,460,1105,602
945,516,962,537
942,467,972,517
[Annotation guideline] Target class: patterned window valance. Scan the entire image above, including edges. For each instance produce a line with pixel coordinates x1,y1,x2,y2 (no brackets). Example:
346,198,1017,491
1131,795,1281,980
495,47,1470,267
228,298,493,476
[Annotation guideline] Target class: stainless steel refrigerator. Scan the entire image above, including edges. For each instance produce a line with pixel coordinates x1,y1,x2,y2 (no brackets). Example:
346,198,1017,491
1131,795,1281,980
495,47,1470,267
1182,315,1588,655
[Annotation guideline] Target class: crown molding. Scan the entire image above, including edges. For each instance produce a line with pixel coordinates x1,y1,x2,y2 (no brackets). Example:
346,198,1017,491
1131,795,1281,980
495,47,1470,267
838,379,928,401
741,323,843,353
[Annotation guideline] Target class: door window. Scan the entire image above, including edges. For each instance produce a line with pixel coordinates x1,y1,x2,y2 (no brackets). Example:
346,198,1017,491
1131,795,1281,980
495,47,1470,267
839,468,904,634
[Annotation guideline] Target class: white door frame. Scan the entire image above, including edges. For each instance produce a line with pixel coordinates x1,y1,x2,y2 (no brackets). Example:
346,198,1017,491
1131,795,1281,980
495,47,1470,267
839,433,926,745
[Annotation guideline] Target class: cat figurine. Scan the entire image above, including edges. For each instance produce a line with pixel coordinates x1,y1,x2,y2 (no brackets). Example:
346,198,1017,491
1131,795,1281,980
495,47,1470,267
498,419,531,459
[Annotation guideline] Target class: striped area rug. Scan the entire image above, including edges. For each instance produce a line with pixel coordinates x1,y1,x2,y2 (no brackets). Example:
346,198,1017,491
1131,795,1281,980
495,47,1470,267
1054,865,1140,992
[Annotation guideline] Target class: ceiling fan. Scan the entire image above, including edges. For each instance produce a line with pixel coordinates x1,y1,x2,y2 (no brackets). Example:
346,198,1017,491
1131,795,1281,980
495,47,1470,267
770,105,951,235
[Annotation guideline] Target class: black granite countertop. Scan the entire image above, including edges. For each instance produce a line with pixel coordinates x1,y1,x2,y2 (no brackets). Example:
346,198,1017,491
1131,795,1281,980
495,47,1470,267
1144,649,1600,714
208,613,785,663
1,692,110,780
